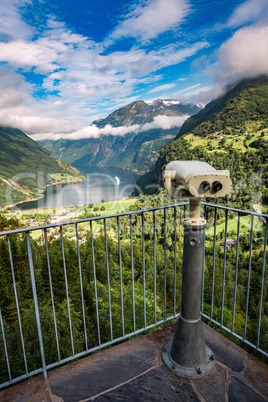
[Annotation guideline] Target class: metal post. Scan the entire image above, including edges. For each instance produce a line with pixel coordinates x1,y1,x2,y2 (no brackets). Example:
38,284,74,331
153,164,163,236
162,198,214,376
26,232,47,382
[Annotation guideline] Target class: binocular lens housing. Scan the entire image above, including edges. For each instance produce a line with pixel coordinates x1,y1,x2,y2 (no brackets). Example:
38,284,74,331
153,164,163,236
200,180,223,193
200,181,211,193
212,181,223,192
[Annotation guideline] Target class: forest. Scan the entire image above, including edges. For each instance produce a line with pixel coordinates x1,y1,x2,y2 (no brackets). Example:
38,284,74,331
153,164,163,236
0,196,267,384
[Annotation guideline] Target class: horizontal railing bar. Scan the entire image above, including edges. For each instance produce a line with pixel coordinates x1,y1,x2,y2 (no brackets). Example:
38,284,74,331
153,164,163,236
46,314,180,370
2,201,267,237
0,312,180,390
0,368,43,390
201,202,268,218
201,313,268,358
0,203,188,236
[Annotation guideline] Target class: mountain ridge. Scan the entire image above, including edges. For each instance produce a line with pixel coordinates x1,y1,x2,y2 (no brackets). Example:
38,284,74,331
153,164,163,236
39,99,201,173
93,99,202,128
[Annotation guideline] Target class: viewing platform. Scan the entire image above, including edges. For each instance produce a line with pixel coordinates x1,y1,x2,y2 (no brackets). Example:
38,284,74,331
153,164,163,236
0,201,267,400
1,323,267,401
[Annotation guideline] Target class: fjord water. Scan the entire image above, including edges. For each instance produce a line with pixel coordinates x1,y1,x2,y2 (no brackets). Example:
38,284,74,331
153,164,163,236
13,166,139,210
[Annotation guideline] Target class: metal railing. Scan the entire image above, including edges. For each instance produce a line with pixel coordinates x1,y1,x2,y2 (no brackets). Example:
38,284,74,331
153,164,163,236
0,202,267,389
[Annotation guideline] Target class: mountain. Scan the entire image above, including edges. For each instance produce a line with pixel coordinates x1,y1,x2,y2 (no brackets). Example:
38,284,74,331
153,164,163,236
92,99,201,127
39,100,201,174
135,76,268,210
0,127,84,208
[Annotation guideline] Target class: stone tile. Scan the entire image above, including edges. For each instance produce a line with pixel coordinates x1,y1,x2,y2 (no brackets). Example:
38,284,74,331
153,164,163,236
95,365,199,402
204,324,247,372
246,354,268,399
190,362,228,402
49,336,158,402
229,376,266,402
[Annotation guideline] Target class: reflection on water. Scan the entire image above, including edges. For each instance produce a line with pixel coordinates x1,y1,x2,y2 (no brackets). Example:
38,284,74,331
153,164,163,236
12,166,140,210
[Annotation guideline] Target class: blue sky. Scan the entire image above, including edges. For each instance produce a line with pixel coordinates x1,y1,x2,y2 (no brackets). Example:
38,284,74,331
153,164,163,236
0,0,268,140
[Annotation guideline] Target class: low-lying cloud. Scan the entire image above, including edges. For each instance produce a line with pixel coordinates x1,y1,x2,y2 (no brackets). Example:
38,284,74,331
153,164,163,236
188,22,268,105
31,115,189,141
216,24,268,84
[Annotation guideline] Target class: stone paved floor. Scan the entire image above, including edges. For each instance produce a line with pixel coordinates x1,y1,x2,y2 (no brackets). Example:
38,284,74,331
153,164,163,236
1,323,268,401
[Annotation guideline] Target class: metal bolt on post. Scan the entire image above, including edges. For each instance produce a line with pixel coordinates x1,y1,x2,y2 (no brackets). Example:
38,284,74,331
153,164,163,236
162,161,232,377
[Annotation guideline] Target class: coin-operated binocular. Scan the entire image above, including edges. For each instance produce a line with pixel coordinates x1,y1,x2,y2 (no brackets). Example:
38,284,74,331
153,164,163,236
163,160,232,199
162,161,232,377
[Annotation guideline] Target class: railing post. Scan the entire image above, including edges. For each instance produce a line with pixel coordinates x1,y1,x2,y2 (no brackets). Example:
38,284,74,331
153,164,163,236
162,198,215,376
26,232,47,382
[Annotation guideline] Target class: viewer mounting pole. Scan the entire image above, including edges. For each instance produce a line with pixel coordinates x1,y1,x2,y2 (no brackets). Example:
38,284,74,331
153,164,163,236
162,160,232,376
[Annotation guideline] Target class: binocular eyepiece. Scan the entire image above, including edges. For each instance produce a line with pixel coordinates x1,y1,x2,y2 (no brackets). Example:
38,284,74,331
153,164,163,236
200,180,223,193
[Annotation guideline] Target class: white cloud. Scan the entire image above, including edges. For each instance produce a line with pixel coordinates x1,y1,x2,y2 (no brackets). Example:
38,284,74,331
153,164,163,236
148,83,176,93
216,24,268,83
149,42,210,70
171,83,202,96
30,114,188,141
0,68,31,107
0,24,90,74
0,68,87,135
178,86,223,106
0,7,207,136
0,0,33,41
0,40,62,73
109,0,191,43
141,114,188,130
94,42,208,79
0,0,212,139
227,0,268,27
187,22,268,105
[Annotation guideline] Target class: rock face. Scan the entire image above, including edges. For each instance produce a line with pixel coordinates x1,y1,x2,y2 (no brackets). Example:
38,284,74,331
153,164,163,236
38,100,202,174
